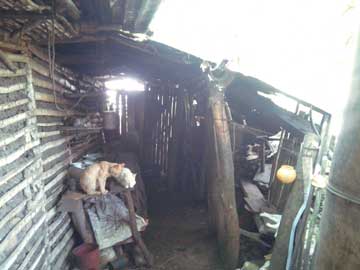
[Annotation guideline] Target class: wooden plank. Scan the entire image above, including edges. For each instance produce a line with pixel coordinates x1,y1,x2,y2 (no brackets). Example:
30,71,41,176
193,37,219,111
46,185,65,206
0,201,28,231
0,82,26,94
28,44,49,63
0,207,42,253
35,108,83,117
0,171,40,208
33,77,68,94
28,246,46,270
17,234,45,270
50,228,74,262
0,159,34,188
35,91,73,106
53,238,74,269
0,112,28,128
41,137,70,152
43,149,68,166
240,179,267,213
0,140,39,167
0,127,27,148
6,53,28,64
48,212,68,235
39,130,61,138
45,170,67,192
46,207,57,223
0,215,46,270
0,41,23,52
70,140,99,162
0,49,17,72
0,10,51,19
37,121,63,127
30,59,76,91
0,99,28,111
0,68,26,77
41,159,69,181
49,219,71,246
27,45,76,81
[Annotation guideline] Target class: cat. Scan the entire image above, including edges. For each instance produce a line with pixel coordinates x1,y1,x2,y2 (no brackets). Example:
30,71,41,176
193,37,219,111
113,167,137,189
79,161,125,195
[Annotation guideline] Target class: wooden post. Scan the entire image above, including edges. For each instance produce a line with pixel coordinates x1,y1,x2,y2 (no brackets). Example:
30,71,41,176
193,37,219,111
207,84,240,270
270,133,318,270
313,33,360,270
123,190,153,266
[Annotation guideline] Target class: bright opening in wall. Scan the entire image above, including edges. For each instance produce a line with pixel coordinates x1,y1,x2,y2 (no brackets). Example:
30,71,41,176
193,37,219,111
105,77,145,92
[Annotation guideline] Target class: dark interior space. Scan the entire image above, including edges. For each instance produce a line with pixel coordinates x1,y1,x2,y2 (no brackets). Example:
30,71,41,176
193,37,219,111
0,1,338,270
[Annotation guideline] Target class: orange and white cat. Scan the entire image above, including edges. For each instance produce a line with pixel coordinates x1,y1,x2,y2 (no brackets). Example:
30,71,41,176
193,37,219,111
79,161,125,195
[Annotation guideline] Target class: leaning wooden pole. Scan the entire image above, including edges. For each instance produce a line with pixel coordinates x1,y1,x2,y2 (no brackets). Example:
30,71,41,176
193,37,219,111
207,83,240,270
313,33,360,269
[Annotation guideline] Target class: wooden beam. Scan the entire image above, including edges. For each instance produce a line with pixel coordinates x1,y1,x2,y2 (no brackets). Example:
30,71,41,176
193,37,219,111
207,84,240,270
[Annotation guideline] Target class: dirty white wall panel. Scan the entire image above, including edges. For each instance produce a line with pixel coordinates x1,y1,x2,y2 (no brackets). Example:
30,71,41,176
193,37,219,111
0,41,103,270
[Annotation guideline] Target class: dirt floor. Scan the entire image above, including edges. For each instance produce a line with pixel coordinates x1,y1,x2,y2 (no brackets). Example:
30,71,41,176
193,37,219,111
143,189,225,270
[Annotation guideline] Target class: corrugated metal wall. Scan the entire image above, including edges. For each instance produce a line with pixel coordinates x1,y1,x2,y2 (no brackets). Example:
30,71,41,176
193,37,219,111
0,41,103,270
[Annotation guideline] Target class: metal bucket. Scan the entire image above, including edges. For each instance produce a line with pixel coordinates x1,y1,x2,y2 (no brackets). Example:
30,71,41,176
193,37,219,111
103,111,119,130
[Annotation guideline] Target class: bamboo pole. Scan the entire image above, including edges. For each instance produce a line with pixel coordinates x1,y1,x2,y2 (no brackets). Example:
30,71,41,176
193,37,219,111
207,84,239,270
313,32,360,270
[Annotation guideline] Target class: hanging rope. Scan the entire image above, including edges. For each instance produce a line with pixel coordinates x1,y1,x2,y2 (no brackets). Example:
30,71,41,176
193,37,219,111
48,0,66,112
47,0,86,115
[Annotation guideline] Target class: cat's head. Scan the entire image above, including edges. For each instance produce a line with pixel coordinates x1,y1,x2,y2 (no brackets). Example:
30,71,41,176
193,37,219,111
119,168,137,189
109,163,125,177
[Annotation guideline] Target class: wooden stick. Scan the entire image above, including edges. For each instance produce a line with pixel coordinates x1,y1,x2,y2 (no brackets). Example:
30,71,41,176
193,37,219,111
124,190,153,266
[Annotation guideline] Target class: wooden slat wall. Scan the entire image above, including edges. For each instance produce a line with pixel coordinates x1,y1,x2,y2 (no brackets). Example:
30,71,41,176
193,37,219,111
0,41,103,270
142,84,177,175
